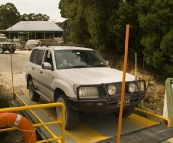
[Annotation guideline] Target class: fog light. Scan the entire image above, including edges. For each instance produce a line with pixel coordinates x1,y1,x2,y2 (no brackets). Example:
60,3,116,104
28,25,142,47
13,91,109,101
97,103,103,106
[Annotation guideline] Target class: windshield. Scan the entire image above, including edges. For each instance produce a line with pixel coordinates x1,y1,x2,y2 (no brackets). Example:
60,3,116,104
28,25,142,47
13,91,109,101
55,50,108,69
0,37,8,42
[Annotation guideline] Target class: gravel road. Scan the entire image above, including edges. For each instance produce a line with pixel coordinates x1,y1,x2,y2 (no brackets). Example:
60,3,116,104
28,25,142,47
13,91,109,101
0,50,31,90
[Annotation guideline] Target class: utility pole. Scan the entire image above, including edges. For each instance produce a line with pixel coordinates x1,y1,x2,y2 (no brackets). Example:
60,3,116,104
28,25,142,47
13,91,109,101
66,28,68,44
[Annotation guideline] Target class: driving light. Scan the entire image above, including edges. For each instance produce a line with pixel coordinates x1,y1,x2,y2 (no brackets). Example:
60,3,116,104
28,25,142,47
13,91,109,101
107,85,116,95
129,83,138,93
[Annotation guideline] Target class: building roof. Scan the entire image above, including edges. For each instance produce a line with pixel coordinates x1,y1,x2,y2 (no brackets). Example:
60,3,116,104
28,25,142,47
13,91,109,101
5,21,64,32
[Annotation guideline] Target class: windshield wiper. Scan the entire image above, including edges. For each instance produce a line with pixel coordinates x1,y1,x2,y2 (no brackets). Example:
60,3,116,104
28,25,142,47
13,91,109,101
71,65,90,68
91,65,107,67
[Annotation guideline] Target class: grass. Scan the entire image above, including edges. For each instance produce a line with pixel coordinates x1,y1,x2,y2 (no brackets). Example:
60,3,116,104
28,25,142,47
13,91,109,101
0,80,11,108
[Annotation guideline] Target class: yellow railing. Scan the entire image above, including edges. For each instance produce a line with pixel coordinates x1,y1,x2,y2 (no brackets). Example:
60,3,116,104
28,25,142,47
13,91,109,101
134,107,171,127
0,92,65,143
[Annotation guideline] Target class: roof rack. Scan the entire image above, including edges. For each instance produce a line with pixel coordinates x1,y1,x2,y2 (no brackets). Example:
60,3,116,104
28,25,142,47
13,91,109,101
36,44,85,47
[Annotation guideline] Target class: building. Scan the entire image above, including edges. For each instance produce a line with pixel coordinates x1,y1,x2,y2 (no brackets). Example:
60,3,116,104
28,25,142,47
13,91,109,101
0,21,64,41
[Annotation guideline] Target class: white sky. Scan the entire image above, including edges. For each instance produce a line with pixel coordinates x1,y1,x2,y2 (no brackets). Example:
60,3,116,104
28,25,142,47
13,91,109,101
0,0,66,22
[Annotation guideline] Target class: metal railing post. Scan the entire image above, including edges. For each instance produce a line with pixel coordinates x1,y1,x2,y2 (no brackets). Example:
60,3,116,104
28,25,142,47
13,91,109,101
165,78,173,127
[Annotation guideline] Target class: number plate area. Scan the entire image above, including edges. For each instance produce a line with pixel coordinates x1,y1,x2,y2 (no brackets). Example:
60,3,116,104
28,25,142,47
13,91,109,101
117,98,130,107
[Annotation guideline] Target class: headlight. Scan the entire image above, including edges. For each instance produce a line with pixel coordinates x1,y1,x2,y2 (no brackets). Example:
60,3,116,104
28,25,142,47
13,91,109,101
79,87,99,98
107,85,116,95
129,83,138,93
73,85,99,98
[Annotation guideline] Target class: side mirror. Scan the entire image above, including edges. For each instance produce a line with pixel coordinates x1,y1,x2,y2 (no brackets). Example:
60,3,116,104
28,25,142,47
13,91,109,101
106,61,109,66
42,62,52,70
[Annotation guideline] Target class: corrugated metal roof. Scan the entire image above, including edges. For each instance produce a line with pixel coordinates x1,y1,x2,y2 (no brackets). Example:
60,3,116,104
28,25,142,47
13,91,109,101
6,21,64,32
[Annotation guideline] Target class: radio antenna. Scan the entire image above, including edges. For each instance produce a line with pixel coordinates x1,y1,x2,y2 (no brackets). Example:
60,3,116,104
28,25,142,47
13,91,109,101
135,53,137,80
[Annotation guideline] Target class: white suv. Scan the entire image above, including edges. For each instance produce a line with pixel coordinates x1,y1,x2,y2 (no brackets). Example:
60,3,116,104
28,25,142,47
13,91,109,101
25,45,146,129
25,39,41,51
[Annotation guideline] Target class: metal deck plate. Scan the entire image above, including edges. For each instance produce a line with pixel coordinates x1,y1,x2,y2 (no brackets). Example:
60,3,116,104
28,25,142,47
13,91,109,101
95,123,173,143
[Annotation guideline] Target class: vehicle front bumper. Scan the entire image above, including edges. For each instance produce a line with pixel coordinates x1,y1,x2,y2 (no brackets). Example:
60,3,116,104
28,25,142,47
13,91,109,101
67,92,145,113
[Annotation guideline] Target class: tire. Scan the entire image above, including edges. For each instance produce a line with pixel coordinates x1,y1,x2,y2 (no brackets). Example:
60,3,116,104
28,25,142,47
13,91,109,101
0,48,4,54
8,47,15,53
28,80,40,101
12,47,15,53
114,107,134,117
56,95,79,130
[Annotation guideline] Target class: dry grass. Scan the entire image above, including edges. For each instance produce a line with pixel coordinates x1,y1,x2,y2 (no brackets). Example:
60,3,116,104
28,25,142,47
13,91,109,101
0,77,12,108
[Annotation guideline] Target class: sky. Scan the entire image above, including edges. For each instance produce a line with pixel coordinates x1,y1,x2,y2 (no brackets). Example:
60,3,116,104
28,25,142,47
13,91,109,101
0,0,66,22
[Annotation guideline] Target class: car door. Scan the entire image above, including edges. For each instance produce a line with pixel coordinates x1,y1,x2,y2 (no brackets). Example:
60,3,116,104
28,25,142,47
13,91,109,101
28,49,40,88
37,49,55,97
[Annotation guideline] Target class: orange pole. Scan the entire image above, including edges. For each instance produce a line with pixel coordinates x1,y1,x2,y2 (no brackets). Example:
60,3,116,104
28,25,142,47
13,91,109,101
116,25,130,143
10,46,15,98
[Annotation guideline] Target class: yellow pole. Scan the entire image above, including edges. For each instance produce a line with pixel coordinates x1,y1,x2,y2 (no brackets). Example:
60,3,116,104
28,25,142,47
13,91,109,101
116,25,130,143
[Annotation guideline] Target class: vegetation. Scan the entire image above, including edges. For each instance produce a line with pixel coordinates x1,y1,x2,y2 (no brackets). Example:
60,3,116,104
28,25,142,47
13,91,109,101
0,3,20,30
0,82,10,108
0,3,50,30
59,0,173,79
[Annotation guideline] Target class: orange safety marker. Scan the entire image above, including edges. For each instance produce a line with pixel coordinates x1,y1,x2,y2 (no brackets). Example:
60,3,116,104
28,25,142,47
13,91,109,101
0,113,36,143
10,46,15,98
116,25,130,143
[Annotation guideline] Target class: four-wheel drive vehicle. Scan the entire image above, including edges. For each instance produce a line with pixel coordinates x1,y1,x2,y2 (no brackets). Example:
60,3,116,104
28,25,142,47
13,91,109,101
25,39,41,51
12,39,26,50
0,35,16,53
25,45,147,130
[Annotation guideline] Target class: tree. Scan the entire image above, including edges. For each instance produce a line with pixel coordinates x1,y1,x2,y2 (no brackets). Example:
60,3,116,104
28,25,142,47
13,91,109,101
58,0,173,77
20,13,50,21
59,0,73,18
136,0,173,75
0,3,20,29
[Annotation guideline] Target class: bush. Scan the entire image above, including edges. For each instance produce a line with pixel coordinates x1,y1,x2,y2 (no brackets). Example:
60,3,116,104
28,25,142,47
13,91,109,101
0,82,10,108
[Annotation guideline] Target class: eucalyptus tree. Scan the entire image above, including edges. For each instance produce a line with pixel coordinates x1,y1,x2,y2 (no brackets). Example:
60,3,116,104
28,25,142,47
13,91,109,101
107,0,144,59
59,0,90,46
0,3,20,29
20,13,50,21
136,0,173,76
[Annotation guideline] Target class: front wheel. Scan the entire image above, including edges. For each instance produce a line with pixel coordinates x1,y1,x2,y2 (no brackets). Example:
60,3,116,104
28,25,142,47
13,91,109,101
56,95,79,130
0,48,4,54
21,46,24,50
28,80,40,101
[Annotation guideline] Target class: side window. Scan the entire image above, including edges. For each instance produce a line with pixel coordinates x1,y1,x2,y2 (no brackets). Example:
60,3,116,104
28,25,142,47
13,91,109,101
30,49,38,64
43,50,53,66
37,50,45,65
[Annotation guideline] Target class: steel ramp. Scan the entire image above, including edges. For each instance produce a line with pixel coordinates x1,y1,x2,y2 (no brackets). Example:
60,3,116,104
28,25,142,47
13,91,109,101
15,94,76,143
95,123,173,143
15,88,173,143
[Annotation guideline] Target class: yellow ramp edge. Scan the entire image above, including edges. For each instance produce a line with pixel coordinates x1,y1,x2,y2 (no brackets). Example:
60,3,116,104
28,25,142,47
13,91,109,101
168,138,173,142
66,122,107,143
124,113,158,128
